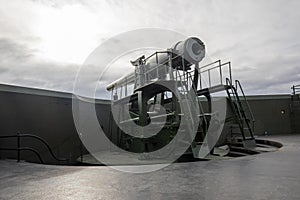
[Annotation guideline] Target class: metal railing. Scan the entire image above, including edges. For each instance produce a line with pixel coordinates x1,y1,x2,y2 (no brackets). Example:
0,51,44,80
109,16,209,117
226,78,255,138
111,50,233,100
168,59,233,91
0,132,69,164
138,51,181,87
235,80,255,131
198,60,232,90
292,85,300,95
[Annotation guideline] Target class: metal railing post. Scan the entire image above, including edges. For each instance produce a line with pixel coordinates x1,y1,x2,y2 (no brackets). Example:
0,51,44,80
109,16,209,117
79,133,83,163
229,62,232,83
208,70,211,87
199,68,202,89
219,66,223,85
292,85,295,95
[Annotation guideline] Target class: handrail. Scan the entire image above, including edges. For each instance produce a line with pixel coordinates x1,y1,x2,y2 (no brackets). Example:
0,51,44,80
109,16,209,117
226,78,255,136
144,53,182,75
199,60,221,70
19,134,69,162
144,50,171,62
235,80,255,124
226,78,244,122
0,133,69,164
111,56,233,100
198,61,232,89
0,147,44,163
291,85,300,95
226,78,247,140
135,53,183,89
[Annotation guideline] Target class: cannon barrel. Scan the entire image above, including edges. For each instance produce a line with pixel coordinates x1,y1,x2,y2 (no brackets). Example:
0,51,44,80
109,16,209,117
146,37,205,70
106,37,205,91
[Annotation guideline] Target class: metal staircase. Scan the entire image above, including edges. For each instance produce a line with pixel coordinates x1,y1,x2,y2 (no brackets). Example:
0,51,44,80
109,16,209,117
194,60,256,149
226,79,256,148
291,85,300,133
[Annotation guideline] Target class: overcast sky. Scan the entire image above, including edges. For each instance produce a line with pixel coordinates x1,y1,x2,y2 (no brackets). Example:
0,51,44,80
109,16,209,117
0,0,299,98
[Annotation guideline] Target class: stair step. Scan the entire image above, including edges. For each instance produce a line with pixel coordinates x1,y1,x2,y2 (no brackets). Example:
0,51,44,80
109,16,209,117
120,117,139,124
198,113,213,117
213,145,230,157
227,151,249,157
150,122,166,125
243,139,256,149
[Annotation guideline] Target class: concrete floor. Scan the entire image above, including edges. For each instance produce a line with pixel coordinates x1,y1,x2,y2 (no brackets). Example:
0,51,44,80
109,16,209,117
0,134,300,200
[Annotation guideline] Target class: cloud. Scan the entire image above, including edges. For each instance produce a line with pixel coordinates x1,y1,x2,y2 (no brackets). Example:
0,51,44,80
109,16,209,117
0,39,33,62
0,0,299,97
0,38,79,92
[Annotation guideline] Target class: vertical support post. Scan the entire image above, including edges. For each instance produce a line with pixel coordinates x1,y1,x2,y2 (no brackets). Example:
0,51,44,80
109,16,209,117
156,64,159,80
125,78,128,97
292,85,295,95
17,132,20,162
182,55,185,71
137,91,147,127
193,63,199,91
140,64,145,86
120,85,123,98
137,91,147,152
219,66,223,85
168,52,174,80
199,68,202,89
229,62,232,84
79,133,83,163
208,70,211,87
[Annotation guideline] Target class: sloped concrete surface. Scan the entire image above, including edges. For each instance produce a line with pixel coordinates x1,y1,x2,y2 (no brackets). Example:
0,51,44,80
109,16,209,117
0,135,300,200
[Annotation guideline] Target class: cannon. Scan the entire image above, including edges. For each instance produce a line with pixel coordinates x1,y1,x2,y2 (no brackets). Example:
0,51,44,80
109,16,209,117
106,37,205,92
106,36,256,159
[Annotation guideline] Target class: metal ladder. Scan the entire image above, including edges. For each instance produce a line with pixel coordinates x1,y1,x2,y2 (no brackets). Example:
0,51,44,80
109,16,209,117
226,78,256,148
174,69,208,158
291,85,300,133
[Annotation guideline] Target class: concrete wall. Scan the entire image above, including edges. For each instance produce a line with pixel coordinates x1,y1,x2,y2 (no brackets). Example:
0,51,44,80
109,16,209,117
245,95,294,135
0,84,110,164
291,95,300,133
0,84,299,164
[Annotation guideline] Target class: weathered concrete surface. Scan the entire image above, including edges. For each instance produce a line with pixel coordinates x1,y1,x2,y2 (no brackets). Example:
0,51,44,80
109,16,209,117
0,134,300,200
0,84,110,164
